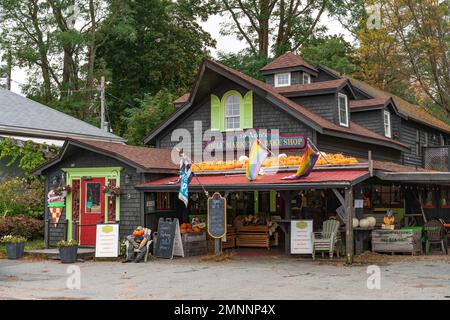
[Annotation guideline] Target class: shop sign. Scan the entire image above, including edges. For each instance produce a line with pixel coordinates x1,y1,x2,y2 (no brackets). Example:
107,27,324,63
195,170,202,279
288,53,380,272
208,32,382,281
154,218,184,259
290,220,313,254
207,192,227,238
95,224,119,257
204,131,306,152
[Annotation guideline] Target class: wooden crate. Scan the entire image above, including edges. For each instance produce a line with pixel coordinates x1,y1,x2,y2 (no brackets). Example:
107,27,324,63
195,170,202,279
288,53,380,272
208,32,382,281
182,232,207,257
237,225,269,233
236,233,270,249
372,229,422,255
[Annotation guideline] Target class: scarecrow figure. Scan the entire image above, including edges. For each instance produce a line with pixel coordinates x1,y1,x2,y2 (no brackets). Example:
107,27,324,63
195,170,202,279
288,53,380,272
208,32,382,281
122,226,151,263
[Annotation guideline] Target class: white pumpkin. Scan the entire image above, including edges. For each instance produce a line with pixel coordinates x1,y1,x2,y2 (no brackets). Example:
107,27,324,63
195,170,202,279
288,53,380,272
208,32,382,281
352,218,359,228
359,218,370,228
366,217,377,228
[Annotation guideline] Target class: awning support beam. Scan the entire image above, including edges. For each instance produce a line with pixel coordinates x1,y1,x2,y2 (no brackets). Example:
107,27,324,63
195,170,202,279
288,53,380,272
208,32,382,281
344,187,354,264
332,188,345,207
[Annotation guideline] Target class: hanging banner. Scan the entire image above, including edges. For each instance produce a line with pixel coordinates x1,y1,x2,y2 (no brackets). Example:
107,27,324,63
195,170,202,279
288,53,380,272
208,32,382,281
290,220,313,254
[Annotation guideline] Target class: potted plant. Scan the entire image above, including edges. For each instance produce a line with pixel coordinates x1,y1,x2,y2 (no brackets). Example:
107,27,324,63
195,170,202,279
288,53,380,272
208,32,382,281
57,240,79,263
103,185,122,197
1,235,27,259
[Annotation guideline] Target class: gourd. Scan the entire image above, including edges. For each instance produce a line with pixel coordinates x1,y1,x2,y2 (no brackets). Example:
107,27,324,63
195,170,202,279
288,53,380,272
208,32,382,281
359,218,370,228
352,218,359,228
366,217,376,228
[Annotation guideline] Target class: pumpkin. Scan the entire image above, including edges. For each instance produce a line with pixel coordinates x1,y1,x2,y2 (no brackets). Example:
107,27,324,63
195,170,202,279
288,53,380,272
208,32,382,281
133,229,145,237
366,217,377,227
359,218,370,228
352,218,359,228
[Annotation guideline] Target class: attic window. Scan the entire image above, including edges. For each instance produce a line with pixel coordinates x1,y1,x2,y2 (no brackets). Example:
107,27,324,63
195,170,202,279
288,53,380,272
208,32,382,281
302,73,311,84
274,73,291,87
383,111,392,138
338,93,349,127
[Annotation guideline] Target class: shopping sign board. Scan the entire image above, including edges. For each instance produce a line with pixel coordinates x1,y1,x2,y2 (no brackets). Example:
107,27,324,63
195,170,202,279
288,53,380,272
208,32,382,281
290,220,313,254
204,131,306,152
207,192,227,238
95,224,119,258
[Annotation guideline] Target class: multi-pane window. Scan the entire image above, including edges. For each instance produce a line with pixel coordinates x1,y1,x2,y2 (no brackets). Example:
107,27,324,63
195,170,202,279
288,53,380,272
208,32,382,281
424,132,429,147
383,111,391,138
225,94,240,130
415,129,421,155
338,93,349,127
302,73,311,84
274,73,291,87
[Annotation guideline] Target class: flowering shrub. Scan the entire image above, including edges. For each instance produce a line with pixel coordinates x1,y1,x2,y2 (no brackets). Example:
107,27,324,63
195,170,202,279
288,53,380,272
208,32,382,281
0,177,44,219
0,215,44,239
1,235,27,243
57,239,78,247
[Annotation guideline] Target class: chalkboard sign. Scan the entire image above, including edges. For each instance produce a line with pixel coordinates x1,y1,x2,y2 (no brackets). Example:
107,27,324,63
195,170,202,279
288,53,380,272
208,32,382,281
154,218,183,259
207,192,227,238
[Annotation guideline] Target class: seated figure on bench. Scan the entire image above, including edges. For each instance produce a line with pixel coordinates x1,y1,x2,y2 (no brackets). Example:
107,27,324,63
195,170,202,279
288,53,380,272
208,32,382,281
123,226,151,263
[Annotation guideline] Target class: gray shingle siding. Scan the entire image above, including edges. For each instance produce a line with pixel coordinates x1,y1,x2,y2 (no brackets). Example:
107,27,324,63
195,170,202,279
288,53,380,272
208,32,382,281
351,110,384,136
156,80,315,159
291,94,337,124
43,147,145,247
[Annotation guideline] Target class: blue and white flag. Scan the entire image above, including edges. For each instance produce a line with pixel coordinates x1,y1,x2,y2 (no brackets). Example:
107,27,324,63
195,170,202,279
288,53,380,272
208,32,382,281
178,152,193,207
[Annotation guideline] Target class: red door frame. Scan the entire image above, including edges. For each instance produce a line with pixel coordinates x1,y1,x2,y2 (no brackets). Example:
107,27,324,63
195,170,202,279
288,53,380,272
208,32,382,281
79,177,105,246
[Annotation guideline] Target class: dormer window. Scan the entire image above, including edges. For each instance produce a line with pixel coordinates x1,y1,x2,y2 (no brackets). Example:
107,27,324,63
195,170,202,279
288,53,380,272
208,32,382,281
302,73,311,84
338,93,349,127
274,73,291,87
383,111,392,138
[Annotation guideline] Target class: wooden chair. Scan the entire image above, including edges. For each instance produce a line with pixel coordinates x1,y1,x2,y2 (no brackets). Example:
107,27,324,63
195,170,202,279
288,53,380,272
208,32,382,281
312,219,340,260
125,228,153,262
423,220,447,255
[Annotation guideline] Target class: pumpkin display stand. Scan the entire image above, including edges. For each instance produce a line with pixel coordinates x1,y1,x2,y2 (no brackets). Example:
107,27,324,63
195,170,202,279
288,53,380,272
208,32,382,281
181,232,207,257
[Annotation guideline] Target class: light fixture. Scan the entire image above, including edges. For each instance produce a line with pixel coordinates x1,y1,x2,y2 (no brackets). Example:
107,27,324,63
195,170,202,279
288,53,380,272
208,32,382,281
125,174,131,184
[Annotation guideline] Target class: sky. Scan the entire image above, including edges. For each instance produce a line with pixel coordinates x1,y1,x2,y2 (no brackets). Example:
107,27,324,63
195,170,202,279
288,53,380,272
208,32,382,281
9,12,353,95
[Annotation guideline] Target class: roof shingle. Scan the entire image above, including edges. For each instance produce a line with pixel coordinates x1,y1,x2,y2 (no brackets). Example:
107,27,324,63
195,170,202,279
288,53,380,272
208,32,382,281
260,52,318,72
274,79,348,95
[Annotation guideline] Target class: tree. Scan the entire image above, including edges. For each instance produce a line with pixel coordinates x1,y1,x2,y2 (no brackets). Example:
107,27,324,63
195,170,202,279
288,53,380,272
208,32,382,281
301,35,357,75
216,50,271,80
123,89,175,145
97,0,215,136
199,0,364,57
357,0,450,117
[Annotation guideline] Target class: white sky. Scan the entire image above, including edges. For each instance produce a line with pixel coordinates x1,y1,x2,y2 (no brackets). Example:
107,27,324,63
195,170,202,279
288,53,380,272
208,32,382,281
9,13,353,95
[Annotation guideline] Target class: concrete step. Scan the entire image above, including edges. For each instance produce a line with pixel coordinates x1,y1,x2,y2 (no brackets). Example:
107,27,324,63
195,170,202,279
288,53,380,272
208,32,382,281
26,248,95,260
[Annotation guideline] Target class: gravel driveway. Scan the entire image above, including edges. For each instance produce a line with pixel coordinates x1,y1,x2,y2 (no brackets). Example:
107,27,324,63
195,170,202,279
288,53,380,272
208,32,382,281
1,255,449,300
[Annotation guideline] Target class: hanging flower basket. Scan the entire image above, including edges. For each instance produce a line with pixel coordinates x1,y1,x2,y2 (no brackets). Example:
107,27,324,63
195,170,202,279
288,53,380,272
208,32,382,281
103,185,122,197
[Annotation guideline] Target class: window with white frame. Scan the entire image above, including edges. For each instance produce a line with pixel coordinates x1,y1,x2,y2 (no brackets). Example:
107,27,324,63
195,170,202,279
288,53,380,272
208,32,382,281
383,111,392,138
302,72,311,84
424,132,429,147
224,94,240,130
274,73,291,87
338,93,349,127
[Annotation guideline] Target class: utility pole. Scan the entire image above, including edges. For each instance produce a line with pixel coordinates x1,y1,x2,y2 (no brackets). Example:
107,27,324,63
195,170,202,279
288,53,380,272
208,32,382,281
100,76,106,131
4,49,12,91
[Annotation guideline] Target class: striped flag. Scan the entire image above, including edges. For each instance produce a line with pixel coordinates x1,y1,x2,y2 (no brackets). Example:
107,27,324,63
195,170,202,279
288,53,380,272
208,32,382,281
282,139,320,180
178,152,194,207
246,139,269,181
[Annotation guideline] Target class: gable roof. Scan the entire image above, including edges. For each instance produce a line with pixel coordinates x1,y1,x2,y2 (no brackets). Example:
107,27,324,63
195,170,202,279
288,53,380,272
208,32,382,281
274,79,354,97
0,88,125,142
260,52,318,73
316,66,450,134
33,138,179,175
350,97,401,116
144,59,408,152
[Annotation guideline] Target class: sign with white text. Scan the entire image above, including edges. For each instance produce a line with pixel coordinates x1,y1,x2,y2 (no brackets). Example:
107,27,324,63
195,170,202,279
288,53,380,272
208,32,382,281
290,220,313,254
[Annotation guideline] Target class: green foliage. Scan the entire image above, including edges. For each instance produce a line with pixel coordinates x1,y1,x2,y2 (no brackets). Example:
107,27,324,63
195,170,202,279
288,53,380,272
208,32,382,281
97,0,215,135
123,89,176,145
0,215,44,239
216,51,271,81
0,178,44,219
0,138,57,178
57,239,79,247
301,36,357,75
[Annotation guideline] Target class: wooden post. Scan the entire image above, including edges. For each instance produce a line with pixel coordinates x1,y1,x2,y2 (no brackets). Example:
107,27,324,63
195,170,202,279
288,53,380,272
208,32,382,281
214,238,221,255
345,187,354,264
282,191,293,255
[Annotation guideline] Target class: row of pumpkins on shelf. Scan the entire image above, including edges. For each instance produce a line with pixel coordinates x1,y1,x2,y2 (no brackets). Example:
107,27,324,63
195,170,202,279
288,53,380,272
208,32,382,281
192,153,359,171
353,217,377,228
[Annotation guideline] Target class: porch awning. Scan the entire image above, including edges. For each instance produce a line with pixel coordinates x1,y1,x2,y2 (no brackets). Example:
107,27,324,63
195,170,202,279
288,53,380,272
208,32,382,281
374,171,450,184
136,169,370,192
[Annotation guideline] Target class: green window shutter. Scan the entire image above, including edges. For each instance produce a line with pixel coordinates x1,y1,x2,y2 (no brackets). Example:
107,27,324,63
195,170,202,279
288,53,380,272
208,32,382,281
210,94,223,131
270,191,277,213
241,91,253,129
